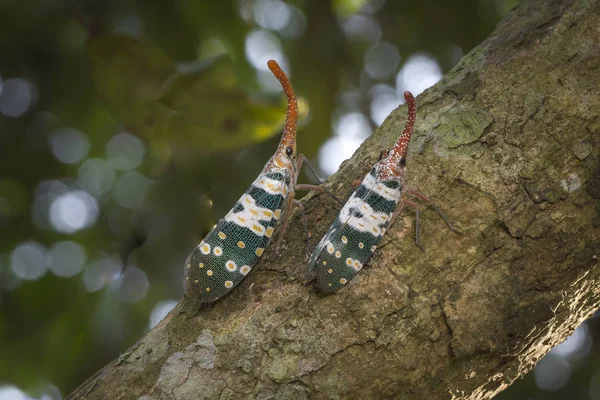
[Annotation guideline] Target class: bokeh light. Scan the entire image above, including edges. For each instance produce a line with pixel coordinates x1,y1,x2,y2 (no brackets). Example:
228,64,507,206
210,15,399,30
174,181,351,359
364,42,401,80
149,299,178,329
340,14,382,44
550,322,593,360
82,257,122,292
319,112,372,176
370,83,403,126
245,29,284,71
49,190,99,233
534,354,572,391
48,241,87,277
106,133,145,171
78,158,117,197
396,53,443,96
113,266,150,303
277,5,306,39
113,172,153,209
0,385,35,400
253,0,291,31
50,128,90,164
10,241,47,280
0,78,37,118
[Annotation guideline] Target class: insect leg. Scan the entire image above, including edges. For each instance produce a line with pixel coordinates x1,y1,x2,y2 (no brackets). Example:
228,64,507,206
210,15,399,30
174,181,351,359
404,186,455,232
296,153,325,183
295,153,343,206
274,191,296,255
292,199,312,251
295,183,343,206
397,198,424,251
388,200,406,228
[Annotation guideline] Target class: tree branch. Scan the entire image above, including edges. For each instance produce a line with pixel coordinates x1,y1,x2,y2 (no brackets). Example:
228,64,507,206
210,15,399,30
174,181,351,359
67,0,600,398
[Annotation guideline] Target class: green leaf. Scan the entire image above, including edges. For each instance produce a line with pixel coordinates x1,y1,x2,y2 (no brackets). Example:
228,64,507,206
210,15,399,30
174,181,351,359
86,34,286,155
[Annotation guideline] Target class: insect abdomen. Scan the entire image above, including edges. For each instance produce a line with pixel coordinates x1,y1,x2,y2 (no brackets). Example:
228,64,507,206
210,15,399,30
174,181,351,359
184,172,288,303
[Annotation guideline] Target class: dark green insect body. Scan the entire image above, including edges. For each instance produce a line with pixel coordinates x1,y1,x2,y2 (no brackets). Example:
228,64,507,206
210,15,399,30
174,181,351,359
185,171,292,302
308,167,404,292
308,91,417,293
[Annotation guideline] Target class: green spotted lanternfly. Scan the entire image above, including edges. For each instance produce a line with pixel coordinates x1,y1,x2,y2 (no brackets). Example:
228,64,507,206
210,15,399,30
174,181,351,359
184,60,333,304
307,91,455,293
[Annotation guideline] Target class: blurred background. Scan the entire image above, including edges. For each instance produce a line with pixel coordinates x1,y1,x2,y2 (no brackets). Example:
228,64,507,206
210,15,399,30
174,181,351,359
0,0,598,399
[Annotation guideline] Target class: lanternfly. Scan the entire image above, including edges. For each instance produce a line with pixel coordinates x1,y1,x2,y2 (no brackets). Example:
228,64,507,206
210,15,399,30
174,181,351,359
307,91,454,293
184,60,332,304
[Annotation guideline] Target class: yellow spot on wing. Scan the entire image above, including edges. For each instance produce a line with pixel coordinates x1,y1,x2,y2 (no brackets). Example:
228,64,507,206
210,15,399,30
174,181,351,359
252,224,265,233
255,248,264,257
207,270,213,276
263,210,273,217
335,251,341,258
218,231,226,239
341,236,348,244
265,226,274,238
226,260,237,271
237,241,245,249
328,269,333,274
327,243,334,254
225,281,233,288
274,209,281,218
340,278,347,284
199,263,204,268
206,287,210,292
240,265,251,275
200,243,211,255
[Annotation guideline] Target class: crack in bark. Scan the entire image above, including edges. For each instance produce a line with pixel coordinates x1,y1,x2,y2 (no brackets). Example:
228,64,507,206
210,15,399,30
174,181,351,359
438,300,456,359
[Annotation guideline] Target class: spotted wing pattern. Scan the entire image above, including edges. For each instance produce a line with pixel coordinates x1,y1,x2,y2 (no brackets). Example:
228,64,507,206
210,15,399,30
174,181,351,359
185,171,291,303
308,166,404,293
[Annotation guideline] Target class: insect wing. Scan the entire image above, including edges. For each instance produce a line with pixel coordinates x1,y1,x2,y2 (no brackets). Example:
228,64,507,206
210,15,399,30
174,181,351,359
185,171,290,302
313,168,402,293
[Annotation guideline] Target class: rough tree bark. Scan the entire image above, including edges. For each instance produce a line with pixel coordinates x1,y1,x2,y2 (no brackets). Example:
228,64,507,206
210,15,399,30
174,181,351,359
68,0,600,398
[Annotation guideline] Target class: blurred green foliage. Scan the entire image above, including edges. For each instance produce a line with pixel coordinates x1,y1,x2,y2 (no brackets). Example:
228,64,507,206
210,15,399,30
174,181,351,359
1,1,596,399
88,35,288,156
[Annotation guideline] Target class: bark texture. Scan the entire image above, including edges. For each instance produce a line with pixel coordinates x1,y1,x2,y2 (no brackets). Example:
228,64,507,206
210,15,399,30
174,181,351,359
68,0,600,398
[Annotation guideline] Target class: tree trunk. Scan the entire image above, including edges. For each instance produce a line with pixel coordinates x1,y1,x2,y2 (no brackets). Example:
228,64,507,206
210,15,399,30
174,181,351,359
68,0,600,398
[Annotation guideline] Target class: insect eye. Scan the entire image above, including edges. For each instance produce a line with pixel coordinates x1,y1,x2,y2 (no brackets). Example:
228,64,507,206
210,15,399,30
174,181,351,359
399,157,406,166
285,146,293,156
